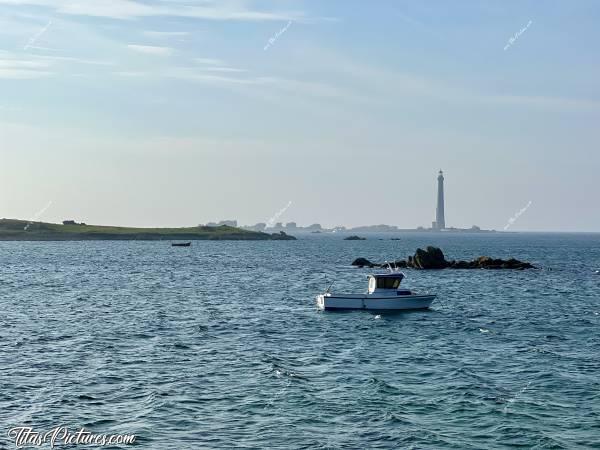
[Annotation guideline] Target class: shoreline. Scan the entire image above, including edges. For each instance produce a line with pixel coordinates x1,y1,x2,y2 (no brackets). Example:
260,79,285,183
0,219,296,241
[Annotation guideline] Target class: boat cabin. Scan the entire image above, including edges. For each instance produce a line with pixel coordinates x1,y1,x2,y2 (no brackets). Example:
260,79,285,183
367,273,405,294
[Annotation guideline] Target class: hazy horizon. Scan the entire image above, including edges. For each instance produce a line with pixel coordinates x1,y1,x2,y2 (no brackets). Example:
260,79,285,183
2,1,599,232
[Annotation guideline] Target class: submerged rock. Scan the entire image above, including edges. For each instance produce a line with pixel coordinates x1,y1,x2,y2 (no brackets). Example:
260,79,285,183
344,235,366,240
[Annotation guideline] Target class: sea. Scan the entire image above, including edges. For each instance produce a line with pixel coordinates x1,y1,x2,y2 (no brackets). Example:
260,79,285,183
1,232,599,449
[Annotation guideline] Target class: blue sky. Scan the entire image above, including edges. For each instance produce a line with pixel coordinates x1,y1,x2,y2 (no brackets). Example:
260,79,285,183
1,0,599,231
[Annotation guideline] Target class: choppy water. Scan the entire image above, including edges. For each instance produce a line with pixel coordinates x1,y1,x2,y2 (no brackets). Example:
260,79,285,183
1,233,600,449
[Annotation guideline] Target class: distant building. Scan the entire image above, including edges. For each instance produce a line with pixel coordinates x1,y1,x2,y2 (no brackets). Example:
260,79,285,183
218,220,238,227
306,223,322,231
62,220,86,226
285,222,297,229
240,222,269,232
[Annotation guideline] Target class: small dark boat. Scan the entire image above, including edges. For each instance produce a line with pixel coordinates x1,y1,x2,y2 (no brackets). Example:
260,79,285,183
171,242,191,247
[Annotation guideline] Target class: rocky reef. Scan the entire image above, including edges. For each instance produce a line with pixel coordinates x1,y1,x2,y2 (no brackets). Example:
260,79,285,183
352,246,535,270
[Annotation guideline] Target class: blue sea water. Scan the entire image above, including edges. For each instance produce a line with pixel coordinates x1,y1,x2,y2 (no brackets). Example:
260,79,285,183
1,232,600,449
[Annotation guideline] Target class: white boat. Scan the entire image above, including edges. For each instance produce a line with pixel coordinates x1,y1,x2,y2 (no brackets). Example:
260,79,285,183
316,272,436,311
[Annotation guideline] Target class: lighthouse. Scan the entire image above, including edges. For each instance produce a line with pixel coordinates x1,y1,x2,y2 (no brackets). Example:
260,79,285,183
433,170,445,230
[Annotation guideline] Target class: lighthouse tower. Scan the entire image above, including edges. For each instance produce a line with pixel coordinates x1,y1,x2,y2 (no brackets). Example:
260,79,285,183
433,170,445,230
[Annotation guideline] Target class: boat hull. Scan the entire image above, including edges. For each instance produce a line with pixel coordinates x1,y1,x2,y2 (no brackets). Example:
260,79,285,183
316,294,435,311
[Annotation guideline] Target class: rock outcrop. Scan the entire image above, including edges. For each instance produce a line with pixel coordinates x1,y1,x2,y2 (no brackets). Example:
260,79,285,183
351,246,535,270
410,246,447,269
270,231,297,240
448,256,534,270
351,257,376,268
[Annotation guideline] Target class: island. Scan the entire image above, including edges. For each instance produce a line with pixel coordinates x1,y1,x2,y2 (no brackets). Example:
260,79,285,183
0,219,296,241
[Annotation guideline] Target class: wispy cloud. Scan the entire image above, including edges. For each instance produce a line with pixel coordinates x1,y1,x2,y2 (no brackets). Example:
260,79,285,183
31,54,113,66
297,49,600,113
114,66,253,84
0,56,52,78
21,45,59,52
143,31,189,38
113,71,147,78
165,67,257,85
0,0,303,21
127,44,173,56
201,67,247,73
483,94,600,111
0,68,52,79
195,57,225,66
255,76,375,104
393,9,445,40
110,57,384,108
0,59,48,69
192,57,246,73
114,62,371,105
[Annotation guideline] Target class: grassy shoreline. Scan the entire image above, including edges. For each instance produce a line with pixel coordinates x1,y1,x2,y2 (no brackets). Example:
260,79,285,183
0,219,296,241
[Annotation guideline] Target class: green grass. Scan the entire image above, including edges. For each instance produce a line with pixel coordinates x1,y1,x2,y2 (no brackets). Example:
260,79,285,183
0,219,296,241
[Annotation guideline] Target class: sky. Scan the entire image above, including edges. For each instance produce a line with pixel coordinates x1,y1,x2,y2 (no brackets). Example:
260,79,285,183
0,0,599,231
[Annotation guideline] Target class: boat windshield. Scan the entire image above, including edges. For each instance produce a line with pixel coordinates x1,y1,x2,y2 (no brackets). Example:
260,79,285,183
376,277,401,289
